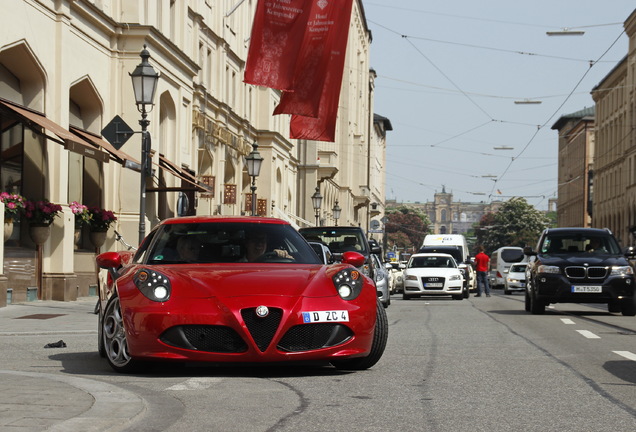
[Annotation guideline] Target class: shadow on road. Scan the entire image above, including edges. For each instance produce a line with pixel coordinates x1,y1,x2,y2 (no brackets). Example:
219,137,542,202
603,360,636,384
48,351,354,379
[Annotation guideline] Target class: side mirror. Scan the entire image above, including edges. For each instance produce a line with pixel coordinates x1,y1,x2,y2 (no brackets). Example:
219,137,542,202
523,246,536,256
96,251,122,269
399,263,406,269
341,251,365,268
370,245,382,255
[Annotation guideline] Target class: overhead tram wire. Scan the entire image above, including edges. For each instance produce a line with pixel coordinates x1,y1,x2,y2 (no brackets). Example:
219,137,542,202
487,29,628,200
402,37,494,121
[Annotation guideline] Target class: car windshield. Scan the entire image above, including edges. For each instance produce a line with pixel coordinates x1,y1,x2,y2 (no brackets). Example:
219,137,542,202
409,255,456,268
541,234,621,255
138,222,321,265
418,246,462,263
510,264,527,273
300,227,368,254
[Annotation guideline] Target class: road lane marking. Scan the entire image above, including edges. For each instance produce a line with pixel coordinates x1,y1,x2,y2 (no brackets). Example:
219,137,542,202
576,330,600,339
613,351,636,361
561,318,575,325
166,377,223,391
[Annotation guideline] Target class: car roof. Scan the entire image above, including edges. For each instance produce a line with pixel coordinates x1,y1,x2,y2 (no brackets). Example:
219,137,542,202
159,215,291,226
544,227,611,235
411,253,455,259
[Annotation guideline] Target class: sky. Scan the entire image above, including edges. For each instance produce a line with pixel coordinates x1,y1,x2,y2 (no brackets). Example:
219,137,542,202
363,1,635,210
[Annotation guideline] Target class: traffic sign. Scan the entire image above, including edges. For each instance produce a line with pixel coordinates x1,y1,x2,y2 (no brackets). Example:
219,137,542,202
101,115,135,150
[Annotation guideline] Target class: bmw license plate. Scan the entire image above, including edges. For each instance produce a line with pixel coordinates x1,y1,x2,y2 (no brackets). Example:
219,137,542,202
424,283,443,288
571,285,602,293
302,311,349,323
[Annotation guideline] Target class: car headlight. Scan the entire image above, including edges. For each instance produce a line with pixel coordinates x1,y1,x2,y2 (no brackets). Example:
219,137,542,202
610,266,634,276
134,269,171,302
333,268,364,300
449,274,462,281
537,265,560,274
405,275,418,281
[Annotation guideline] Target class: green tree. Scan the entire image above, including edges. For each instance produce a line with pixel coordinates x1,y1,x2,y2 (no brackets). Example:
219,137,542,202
474,212,496,254
385,206,430,258
480,197,549,253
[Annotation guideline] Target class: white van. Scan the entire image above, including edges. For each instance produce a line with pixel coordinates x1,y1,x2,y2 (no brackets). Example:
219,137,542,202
421,234,475,292
490,246,526,289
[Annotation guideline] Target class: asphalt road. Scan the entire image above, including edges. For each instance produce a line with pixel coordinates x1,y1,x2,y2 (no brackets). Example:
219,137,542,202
1,292,635,431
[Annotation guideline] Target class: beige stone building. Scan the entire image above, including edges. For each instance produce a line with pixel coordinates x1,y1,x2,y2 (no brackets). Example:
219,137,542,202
590,9,636,246
387,188,502,236
0,0,387,306
551,107,594,228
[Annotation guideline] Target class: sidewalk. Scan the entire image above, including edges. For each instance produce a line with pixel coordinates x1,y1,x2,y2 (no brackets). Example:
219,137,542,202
0,297,146,431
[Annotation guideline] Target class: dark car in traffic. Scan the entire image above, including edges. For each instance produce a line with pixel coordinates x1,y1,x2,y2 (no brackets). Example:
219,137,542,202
524,227,636,316
299,226,381,280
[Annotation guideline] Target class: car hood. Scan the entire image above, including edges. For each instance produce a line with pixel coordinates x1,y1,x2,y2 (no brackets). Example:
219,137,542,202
128,263,344,299
405,268,461,276
537,254,629,267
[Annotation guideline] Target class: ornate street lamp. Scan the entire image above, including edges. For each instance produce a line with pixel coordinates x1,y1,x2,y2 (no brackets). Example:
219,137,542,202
245,142,263,216
332,200,341,226
311,186,323,226
130,44,159,244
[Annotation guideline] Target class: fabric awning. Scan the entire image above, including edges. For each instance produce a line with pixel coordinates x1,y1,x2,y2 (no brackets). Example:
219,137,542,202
147,154,208,193
70,127,140,168
0,99,110,163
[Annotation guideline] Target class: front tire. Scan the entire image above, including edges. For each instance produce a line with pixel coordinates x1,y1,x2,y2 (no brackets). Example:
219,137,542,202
529,289,545,315
620,296,636,316
332,300,388,370
102,295,142,373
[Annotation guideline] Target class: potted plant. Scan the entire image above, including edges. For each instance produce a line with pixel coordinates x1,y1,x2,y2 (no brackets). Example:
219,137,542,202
69,201,91,249
23,200,63,245
69,201,92,228
0,192,26,239
87,207,117,248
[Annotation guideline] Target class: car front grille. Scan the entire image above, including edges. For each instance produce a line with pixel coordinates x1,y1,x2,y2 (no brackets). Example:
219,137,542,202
564,266,608,279
241,307,283,352
277,324,353,352
160,325,247,353
421,276,445,289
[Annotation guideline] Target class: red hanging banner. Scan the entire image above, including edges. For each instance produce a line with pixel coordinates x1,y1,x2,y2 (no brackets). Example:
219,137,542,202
274,0,354,118
244,0,312,91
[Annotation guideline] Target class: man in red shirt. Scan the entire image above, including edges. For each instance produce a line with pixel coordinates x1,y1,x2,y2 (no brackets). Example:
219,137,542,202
474,246,491,297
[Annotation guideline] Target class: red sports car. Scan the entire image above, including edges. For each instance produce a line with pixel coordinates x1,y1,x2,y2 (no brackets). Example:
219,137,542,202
96,216,388,373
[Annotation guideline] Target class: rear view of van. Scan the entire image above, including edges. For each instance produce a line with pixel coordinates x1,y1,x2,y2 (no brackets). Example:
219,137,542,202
490,247,526,289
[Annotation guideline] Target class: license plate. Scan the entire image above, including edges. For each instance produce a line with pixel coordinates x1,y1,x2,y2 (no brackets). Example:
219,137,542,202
302,311,349,323
519,283,526,287
425,283,443,288
571,285,602,293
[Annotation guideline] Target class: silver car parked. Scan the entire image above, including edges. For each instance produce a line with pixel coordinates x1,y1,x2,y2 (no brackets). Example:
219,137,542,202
371,254,390,308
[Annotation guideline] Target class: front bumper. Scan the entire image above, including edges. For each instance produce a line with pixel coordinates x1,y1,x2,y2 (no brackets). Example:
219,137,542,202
117,291,377,363
403,281,463,296
534,273,634,304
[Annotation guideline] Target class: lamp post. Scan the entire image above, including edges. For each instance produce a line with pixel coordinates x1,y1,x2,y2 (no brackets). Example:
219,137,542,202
130,44,159,245
245,142,263,216
311,186,323,226
332,200,341,226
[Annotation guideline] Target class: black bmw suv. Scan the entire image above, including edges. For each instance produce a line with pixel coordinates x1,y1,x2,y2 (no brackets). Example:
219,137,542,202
524,227,636,316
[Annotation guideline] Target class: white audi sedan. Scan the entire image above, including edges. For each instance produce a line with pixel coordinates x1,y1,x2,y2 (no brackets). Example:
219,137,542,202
402,253,465,300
